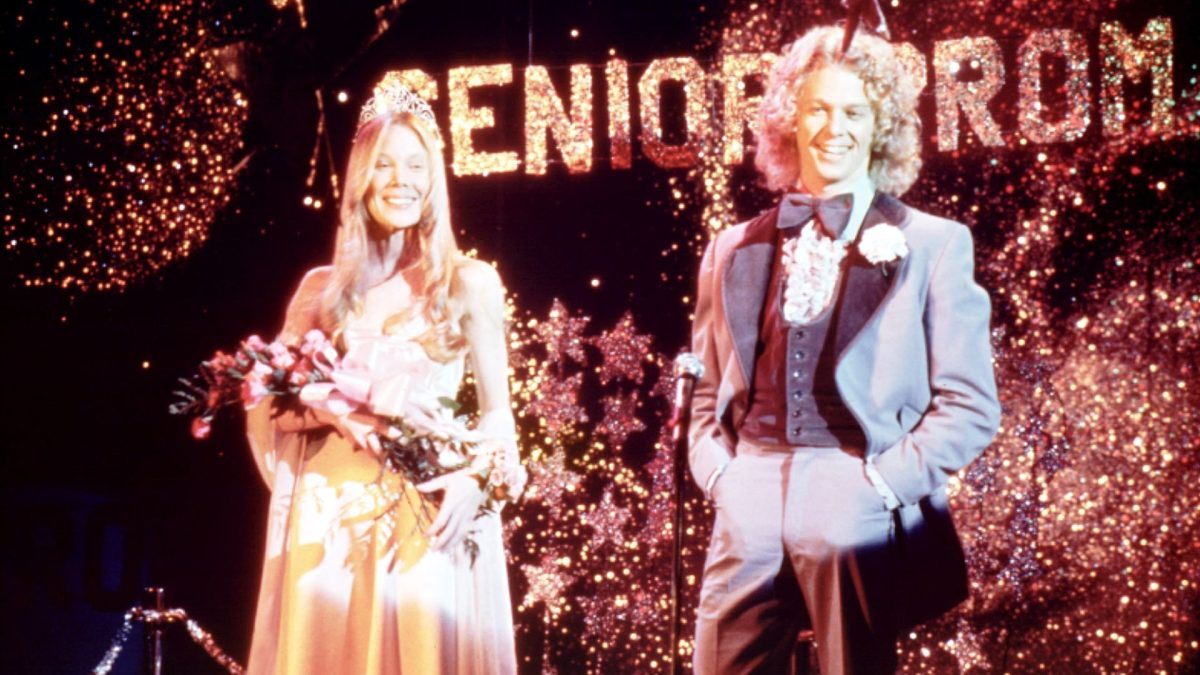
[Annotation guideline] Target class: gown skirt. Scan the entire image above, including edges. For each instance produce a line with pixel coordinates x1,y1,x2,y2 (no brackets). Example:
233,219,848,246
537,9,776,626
243,328,517,675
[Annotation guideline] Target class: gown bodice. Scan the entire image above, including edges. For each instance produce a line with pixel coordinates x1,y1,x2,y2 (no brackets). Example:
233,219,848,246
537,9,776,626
341,312,465,409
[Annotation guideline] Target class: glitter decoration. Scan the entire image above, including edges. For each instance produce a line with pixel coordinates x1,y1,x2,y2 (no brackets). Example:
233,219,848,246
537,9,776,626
376,69,440,109
519,555,572,621
584,487,635,549
520,447,582,517
681,0,795,238
359,76,439,134
524,65,594,175
271,0,308,28
934,36,1006,152
903,30,1195,673
592,310,654,385
447,64,520,176
1099,18,1176,138
2,0,247,292
523,371,588,436
91,610,137,675
894,122,1200,671
606,58,633,169
720,53,776,165
502,300,683,672
638,57,712,169
597,391,647,447
90,605,245,674
1017,30,1090,145
534,298,591,365
894,42,928,96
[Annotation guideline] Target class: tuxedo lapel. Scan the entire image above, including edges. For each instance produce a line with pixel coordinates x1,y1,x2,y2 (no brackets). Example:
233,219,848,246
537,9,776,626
721,208,779,385
833,193,911,360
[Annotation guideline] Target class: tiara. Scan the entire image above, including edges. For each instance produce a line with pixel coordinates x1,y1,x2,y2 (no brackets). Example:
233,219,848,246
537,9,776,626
357,75,439,136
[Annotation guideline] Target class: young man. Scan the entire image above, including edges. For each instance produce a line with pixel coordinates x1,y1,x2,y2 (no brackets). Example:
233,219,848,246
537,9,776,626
689,26,1000,674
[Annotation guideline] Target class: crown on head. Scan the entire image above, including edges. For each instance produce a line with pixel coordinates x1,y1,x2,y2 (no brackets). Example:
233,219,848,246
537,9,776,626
357,75,439,136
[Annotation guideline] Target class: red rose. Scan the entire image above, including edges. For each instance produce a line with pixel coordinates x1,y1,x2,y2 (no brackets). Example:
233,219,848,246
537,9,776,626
191,416,212,440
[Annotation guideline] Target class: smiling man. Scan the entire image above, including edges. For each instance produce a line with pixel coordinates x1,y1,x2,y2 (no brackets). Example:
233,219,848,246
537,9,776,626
688,26,1001,675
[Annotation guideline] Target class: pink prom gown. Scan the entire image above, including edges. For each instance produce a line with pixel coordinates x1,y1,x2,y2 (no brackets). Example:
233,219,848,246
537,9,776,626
244,272,517,675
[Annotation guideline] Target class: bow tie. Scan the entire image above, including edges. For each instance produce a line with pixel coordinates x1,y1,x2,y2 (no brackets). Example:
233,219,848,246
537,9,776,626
777,192,855,238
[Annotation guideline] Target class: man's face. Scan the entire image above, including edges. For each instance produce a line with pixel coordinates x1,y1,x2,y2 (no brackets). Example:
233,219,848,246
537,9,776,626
793,66,875,195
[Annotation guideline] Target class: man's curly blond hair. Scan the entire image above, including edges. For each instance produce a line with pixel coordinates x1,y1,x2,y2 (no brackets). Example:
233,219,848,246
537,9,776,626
755,26,922,196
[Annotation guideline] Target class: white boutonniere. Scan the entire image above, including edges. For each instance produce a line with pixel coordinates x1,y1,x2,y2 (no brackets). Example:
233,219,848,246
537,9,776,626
780,223,848,324
857,224,909,267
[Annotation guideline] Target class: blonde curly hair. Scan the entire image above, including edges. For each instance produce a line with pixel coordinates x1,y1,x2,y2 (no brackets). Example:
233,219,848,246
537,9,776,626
755,26,922,196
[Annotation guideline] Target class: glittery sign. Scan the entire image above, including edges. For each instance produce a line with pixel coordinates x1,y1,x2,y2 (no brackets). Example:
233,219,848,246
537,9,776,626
524,65,594,175
894,42,928,96
719,53,776,165
934,36,1006,152
1017,30,1090,144
362,18,1182,181
638,57,712,169
606,58,634,170
447,64,521,176
378,69,440,109
1100,18,1176,138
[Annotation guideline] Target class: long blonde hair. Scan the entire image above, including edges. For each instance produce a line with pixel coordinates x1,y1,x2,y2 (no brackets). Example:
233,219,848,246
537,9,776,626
320,111,466,362
755,26,922,196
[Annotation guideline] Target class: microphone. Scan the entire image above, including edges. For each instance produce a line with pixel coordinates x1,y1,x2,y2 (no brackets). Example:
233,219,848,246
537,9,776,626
669,352,705,440
668,351,704,675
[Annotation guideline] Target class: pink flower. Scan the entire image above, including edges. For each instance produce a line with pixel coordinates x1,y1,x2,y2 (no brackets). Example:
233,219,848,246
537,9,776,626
240,361,274,408
191,416,212,440
300,329,331,357
244,334,268,352
267,341,296,370
490,463,528,501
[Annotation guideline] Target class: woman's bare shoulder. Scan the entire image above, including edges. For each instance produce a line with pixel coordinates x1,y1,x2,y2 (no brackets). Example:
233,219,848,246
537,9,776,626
281,266,333,338
452,257,505,320
454,257,503,292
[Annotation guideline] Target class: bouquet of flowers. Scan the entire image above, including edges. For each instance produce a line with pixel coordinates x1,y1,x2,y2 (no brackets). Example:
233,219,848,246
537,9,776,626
169,330,337,440
170,329,526,512
376,407,526,513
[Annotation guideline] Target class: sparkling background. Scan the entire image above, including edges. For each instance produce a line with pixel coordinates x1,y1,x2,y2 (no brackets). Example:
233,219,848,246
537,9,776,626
2,0,248,292
2,0,1198,673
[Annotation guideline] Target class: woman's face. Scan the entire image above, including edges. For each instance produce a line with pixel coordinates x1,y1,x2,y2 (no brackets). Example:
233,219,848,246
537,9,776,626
364,123,431,234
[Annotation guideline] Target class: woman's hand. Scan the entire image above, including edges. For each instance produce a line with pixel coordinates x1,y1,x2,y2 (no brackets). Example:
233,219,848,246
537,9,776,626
416,468,487,552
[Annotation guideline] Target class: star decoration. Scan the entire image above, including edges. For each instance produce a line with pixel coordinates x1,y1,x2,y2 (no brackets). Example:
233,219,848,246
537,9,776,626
523,448,583,515
520,556,571,620
525,370,588,436
584,488,635,549
596,391,646,447
537,298,592,366
591,311,654,385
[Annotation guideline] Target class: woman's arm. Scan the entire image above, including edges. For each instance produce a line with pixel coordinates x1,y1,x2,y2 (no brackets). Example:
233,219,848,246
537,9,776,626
459,260,517,449
420,259,518,551
245,267,335,485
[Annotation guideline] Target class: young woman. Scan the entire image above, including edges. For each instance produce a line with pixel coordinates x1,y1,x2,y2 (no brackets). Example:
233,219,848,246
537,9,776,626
244,87,523,674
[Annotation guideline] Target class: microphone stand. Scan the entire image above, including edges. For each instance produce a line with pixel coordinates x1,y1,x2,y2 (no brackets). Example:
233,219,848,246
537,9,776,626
668,352,704,675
